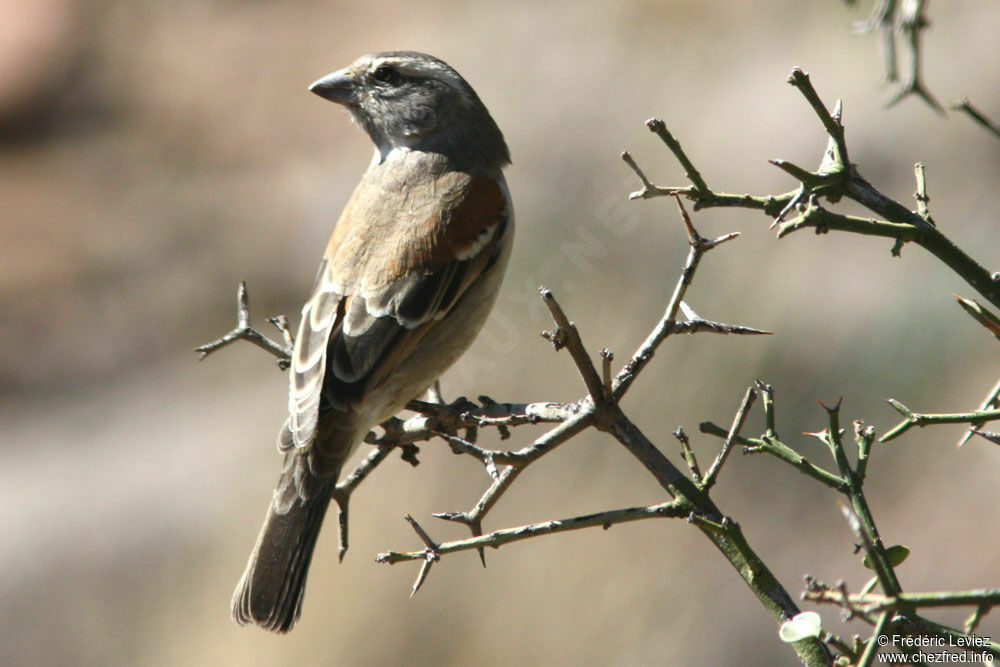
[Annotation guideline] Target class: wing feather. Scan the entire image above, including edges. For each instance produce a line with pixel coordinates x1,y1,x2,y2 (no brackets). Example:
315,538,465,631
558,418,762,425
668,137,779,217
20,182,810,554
285,170,509,451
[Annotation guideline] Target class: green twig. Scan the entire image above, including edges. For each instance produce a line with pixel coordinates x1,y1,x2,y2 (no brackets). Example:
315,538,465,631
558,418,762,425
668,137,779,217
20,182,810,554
673,427,702,483
820,400,901,596
623,71,1000,311
775,200,999,310
758,380,778,439
701,386,757,490
881,400,1000,443
645,118,710,193
955,377,1000,448
854,420,876,483
786,68,851,168
901,616,1000,658
699,421,848,493
952,294,1000,340
858,609,892,667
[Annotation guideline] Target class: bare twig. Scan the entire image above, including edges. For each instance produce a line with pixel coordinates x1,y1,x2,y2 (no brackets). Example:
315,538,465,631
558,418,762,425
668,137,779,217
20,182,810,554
881,399,1000,443
955,377,1000,448
804,576,877,625
405,514,439,550
771,183,809,227
787,68,850,169
852,0,899,83
376,500,689,565
701,386,757,490
622,70,998,309
758,380,778,439
402,515,440,596
600,348,614,398
369,193,829,663
952,294,1000,341
331,443,404,561
539,287,606,406
433,408,598,566
365,399,582,449
699,421,849,493
195,282,292,368
952,97,1000,141
854,420,876,483
857,609,892,667
645,119,710,193
912,162,934,226
818,399,902,598
839,502,897,596
807,586,1000,614
885,0,942,112
670,317,772,337
431,430,512,477
673,427,702,483
847,0,942,112
972,430,1000,446
966,604,991,635
336,393,579,562
810,578,1000,659
612,196,740,400
621,150,685,200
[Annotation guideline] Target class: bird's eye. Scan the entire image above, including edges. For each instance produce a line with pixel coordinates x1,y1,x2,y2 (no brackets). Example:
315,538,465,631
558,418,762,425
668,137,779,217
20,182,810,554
372,65,401,86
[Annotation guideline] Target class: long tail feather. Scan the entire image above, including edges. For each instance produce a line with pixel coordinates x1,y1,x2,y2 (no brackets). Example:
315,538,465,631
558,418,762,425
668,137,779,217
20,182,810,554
232,453,337,633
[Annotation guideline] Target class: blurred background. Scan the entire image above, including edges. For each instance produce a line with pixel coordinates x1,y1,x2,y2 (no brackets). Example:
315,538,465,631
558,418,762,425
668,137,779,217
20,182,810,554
3,1,999,665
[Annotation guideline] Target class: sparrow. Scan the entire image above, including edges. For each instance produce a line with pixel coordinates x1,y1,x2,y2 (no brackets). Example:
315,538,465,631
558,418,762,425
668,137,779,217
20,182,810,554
232,51,514,633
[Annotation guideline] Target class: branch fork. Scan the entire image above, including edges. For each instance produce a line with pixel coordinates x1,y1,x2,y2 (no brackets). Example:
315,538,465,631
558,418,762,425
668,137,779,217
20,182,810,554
195,281,293,368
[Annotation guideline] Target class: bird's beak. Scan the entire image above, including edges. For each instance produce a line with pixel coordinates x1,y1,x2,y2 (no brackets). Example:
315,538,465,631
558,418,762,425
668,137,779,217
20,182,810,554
308,68,357,105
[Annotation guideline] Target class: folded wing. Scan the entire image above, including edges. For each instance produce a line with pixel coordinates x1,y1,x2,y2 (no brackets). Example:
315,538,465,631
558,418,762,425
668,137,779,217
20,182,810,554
285,171,509,452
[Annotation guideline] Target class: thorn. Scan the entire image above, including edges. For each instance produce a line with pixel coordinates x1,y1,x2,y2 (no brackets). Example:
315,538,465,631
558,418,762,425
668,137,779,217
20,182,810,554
410,555,437,598
405,514,438,550
817,397,844,413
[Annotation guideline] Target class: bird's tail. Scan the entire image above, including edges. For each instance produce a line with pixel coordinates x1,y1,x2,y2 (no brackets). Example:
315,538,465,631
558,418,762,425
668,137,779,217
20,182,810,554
232,451,337,633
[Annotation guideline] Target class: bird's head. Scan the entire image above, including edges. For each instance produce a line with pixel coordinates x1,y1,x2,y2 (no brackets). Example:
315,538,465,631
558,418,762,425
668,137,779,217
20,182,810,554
309,51,510,169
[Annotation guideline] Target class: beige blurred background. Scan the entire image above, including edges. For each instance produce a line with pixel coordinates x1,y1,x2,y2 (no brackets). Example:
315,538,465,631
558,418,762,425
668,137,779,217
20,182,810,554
2,1,999,665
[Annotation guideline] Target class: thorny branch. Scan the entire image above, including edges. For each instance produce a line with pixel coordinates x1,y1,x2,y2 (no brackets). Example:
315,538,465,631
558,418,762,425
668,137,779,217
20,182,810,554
702,387,1000,663
617,66,1000,662
624,66,1000,315
196,281,293,368
848,3,1000,143
197,194,826,662
411,197,823,664
199,67,1000,665
952,98,1000,141
377,499,689,596
608,193,744,401
848,0,942,112
880,399,1000,444
804,578,1000,659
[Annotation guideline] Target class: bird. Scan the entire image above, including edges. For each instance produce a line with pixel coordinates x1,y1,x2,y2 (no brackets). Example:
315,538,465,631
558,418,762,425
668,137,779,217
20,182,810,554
231,51,514,633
